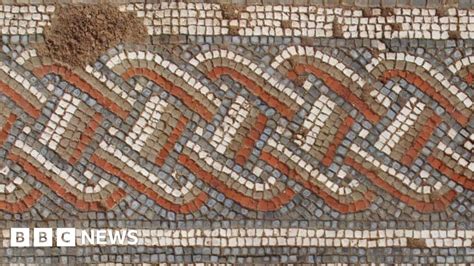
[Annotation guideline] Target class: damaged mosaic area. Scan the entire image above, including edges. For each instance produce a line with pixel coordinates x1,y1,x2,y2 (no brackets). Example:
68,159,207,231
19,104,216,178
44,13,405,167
0,2,472,264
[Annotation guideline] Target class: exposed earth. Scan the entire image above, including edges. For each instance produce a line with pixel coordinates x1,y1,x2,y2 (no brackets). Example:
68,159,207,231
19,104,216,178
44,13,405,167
41,4,146,67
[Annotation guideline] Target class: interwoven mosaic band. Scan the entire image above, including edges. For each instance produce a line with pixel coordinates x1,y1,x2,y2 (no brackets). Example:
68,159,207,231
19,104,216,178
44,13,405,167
0,1,473,264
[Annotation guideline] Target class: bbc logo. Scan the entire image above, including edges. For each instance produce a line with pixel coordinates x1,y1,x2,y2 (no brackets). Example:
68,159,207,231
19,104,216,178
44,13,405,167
10,228,76,247
10,228,139,247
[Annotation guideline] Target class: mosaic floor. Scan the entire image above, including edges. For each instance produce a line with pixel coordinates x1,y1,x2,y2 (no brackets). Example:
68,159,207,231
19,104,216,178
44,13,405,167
0,1,473,264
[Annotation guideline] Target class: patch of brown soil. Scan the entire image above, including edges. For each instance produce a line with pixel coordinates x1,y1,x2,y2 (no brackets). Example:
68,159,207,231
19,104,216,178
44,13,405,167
362,8,373,17
381,8,395,17
228,26,240,35
332,20,343,38
448,30,461,39
221,4,243,20
281,20,293,29
406,238,427,248
435,7,448,17
40,4,147,67
389,23,402,31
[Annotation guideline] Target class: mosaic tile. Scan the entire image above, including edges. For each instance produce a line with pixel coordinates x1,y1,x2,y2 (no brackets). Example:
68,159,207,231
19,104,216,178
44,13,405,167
0,1,472,264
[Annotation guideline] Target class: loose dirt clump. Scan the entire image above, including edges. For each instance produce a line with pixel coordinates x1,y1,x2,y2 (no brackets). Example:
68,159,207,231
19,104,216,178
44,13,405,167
41,4,147,67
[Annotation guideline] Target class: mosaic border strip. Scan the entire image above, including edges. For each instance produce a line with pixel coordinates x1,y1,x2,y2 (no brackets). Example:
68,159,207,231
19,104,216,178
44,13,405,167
4,4,474,39
1,220,472,263
2,228,472,248
0,0,472,9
